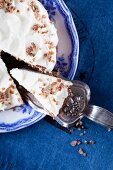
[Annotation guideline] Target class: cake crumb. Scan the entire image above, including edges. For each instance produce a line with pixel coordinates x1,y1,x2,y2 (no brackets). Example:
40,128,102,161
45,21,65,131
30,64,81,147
108,128,111,132
70,140,81,147
90,140,95,145
84,140,89,144
78,148,87,157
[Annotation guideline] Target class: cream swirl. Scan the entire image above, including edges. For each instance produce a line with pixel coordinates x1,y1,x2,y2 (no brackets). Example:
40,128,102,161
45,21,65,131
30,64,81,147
11,68,73,117
0,0,58,72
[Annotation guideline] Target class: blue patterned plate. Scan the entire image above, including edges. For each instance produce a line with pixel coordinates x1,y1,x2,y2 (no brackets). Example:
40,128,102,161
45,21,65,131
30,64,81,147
0,0,79,133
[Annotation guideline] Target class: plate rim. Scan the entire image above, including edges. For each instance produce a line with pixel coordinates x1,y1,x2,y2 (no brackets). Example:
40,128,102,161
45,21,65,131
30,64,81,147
56,0,79,79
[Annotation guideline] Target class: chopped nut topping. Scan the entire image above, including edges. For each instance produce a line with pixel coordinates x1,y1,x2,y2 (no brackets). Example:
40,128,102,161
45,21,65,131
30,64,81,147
57,79,62,83
0,86,11,106
57,83,64,91
32,24,39,31
26,42,37,57
44,51,54,62
53,98,58,105
0,2,4,9
42,31,48,34
10,85,15,89
27,7,30,11
43,83,46,86
46,42,54,49
10,89,14,94
19,0,24,2
48,56,52,62
31,42,36,49
9,78,12,81
2,0,20,13
56,46,58,53
39,88,48,98
40,24,47,29
30,1,39,19
42,15,46,18
51,82,57,86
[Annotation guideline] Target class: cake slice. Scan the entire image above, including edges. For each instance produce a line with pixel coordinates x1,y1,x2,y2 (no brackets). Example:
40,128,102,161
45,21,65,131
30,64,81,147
0,59,23,111
11,68,73,117
0,0,58,72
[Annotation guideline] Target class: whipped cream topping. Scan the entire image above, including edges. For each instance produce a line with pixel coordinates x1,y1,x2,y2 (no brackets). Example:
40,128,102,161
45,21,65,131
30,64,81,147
11,68,73,117
0,59,23,111
0,0,58,72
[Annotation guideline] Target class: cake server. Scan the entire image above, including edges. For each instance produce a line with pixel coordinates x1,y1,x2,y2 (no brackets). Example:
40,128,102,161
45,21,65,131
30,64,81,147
21,80,113,129
56,80,113,129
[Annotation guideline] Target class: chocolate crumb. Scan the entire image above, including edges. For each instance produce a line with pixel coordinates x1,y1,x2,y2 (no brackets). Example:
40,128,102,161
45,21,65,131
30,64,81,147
90,140,95,144
17,9,20,13
84,140,89,144
9,78,12,81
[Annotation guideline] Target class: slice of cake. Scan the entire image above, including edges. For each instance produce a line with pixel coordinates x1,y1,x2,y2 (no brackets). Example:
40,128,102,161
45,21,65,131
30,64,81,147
0,0,58,72
11,68,73,117
0,59,23,111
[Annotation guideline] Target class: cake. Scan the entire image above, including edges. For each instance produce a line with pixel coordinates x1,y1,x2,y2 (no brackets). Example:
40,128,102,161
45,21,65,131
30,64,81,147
0,59,23,111
0,0,58,72
11,68,73,117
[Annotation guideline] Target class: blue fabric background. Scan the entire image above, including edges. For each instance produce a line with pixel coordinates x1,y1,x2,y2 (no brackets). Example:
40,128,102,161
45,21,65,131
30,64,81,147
0,0,113,169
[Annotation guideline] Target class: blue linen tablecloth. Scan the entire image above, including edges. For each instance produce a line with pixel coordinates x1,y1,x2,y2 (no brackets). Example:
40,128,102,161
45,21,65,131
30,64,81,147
0,0,113,169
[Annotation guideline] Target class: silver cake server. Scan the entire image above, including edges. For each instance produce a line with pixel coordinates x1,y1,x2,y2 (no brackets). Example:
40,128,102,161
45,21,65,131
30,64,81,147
55,80,113,129
20,79,113,129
